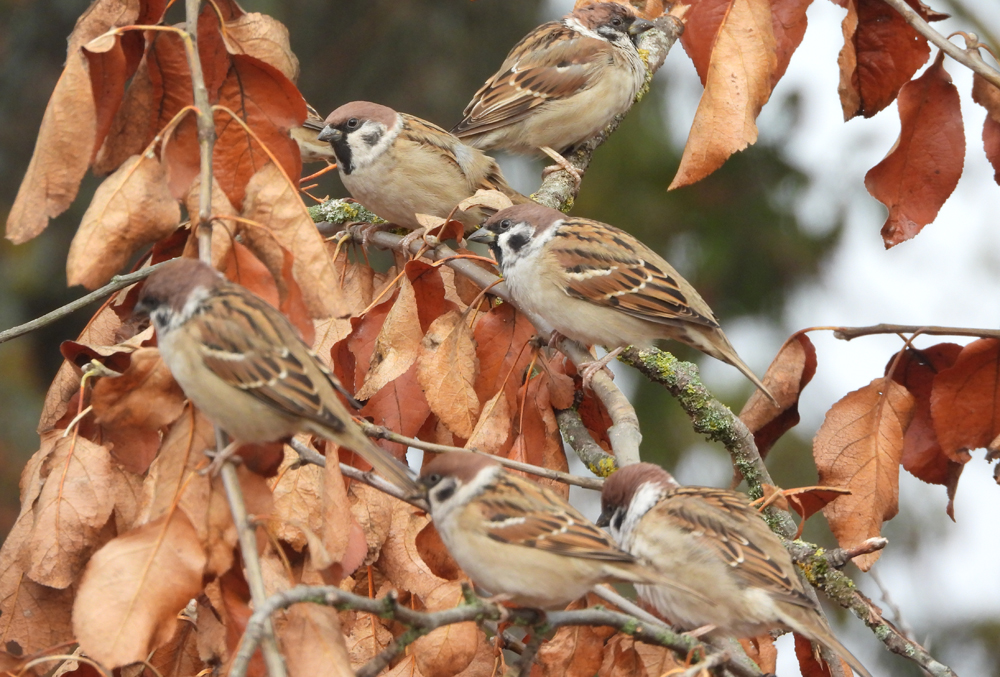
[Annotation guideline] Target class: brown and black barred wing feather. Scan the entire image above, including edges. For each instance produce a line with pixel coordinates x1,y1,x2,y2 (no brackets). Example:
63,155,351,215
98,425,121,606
452,23,602,138
193,285,355,432
477,473,637,562
661,487,815,610
550,219,720,329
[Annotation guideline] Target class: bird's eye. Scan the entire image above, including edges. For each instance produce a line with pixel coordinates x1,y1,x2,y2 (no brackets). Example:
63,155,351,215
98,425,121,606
346,118,359,129
426,473,442,486
499,219,512,231
611,17,622,26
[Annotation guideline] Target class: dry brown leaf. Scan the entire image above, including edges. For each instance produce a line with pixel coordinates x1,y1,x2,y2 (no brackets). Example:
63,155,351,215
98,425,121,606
738,634,778,673
348,481,396,567
183,175,237,267
837,0,943,119
671,0,778,189
538,595,616,677
472,301,536,410
281,604,353,677
931,338,1000,462
456,189,514,214
0,511,76,655
322,456,353,571
886,343,965,518
24,435,115,588
357,274,423,400
143,614,204,677
82,32,131,164
222,13,300,81
509,376,568,497
242,163,346,319
67,153,181,288
632,639,683,677
73,511,207,668
865,53,965,248
345,610,394,668
417,311,481,439
814,377,914,570
972,73,1000,184
793,632,853,677
739,332,817,458
411,582,481,677
6,54,95,243
196,593,228,668
94,54,154,175
378,501,448,600
465,389,513,455
270,444,324,550
782,486,852,537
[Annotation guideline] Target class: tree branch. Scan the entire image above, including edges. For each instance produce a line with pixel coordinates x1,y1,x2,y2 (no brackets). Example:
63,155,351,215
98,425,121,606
833,323,1000,341
554,408,619,476
880,0,1000,89
229,584,759,677
0,263,166,346
790,541,957,677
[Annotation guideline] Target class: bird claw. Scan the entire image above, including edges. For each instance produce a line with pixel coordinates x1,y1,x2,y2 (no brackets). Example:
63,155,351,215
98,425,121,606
359,222,391,249
201,440,241,476
540,146,582,190
578,346,624,390
398,227,429,257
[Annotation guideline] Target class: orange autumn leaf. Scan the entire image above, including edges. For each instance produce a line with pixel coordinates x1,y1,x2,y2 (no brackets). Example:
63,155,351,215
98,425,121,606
931,338,1000,462
738,633,778,673
886,343,965,519
672,0,777,188
972,73,1000,185
739,332,817,458
417,310,481,439
793,632,854,677
864,52,965,248
837,0,946,119
814,377,914,570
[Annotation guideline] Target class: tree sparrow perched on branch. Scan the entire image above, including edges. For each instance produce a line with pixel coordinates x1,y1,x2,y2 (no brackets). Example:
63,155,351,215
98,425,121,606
468,204,775,402
134,258,417,491
417,453,700,609
599,463,873,677
316,101,530,233
452,3,655,183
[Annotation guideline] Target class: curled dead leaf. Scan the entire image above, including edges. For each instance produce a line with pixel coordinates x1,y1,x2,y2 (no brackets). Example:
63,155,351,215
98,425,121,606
417,311,481,439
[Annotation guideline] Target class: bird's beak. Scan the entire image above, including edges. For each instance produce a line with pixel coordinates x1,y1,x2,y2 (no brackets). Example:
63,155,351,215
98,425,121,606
596,507,613,528
629,18,656,37
406,483,428,504
467,228,496,244
317,126,342,143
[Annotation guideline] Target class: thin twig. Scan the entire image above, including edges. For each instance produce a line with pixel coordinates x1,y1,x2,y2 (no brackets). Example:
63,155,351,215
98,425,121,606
184,0,217,261
833,323,1000,341
507,632,545,677
880,0,1000,89
555,408,618,476
868,567,916,641
0,263,165,346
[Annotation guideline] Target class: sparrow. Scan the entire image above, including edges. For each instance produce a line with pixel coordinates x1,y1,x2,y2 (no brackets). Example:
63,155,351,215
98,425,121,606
467,204,775,402
599,463,873,677
417,452,699,609
452,3,655,181
293,103,339,164
316,101,530,233
134,257,417,491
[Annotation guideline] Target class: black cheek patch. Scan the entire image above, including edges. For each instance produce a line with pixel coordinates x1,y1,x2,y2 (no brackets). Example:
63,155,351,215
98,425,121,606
433,485,456,503
612,512,624,532
505,232,529,254
363,130,383,146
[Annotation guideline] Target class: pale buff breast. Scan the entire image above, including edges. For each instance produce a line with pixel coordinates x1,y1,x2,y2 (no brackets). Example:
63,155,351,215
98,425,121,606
340,140,479,230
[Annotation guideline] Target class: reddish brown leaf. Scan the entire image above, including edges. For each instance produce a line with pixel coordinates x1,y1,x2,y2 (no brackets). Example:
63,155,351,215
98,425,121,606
739,332,817,458
6,52,96,243
224,241,281,308
212,55,305,210
417,311,481,439
671,0,778,188
269,444,323,551
931,338,1000,463
465,389,513,455
241,163,346,319
280,605,353,677
886,344,967,513
864,53,965,247
358,363,431,462
321,457,353,572
73,512,207,668
222,13,300,81
793,632,854,677
738,634,778,673
838,0,944,119
348,482,395,568
94,54,154,175
411,582,481,677
538,595,615,677
379,501,449,600
83,32,130,162
814,377,914,570
770,0,812,86
356,274,423,400
784,486,852,537
509,375,568,498
972,73,1000,184
472,301,536,410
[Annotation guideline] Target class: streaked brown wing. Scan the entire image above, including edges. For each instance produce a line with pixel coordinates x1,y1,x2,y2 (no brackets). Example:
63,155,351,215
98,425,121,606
550,220,719,328
194,286,349,433
453,26,603,137
478,474,636,562
663,488,814,608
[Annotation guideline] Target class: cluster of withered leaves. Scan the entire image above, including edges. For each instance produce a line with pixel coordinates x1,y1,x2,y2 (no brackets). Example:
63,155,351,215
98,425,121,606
0,0,632,676
741,331,1000,571
589,0,1000,249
